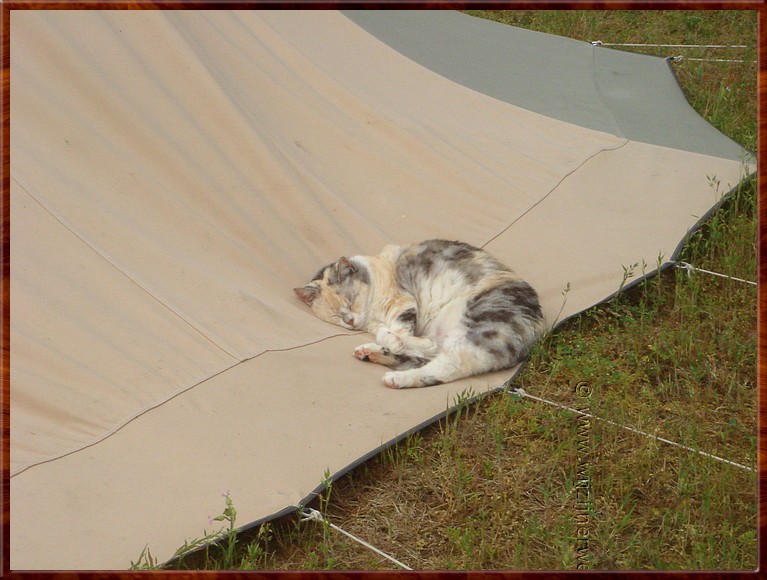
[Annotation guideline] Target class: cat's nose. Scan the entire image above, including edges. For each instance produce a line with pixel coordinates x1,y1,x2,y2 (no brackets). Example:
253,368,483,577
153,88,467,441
342,312,355,327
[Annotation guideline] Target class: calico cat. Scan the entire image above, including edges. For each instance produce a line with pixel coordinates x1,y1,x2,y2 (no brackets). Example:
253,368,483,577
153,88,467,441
294,239,546,389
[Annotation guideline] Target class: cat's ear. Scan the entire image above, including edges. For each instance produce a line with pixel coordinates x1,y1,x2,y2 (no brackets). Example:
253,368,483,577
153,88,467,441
336,257,356,280
294,285,319,305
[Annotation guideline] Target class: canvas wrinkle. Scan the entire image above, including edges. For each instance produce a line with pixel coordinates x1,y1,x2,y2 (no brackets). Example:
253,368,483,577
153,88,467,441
174,11,608,254
162,14,520,251
247,13,496,189
280,149,390,252
166,12,356,146
90,14,310,267
12,13,353,357
238,12,418,134
44,14,191,163
589,42,626,140
113,17,301,260
164,13,379,255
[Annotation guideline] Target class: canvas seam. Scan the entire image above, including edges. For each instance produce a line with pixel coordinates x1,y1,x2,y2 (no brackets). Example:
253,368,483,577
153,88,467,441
481,138,629,250
11,176,367,477
10,358,242,478
10,331,360,477
10,176,239,360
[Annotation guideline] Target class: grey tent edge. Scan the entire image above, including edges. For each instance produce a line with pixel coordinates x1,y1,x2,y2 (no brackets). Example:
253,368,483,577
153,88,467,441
343,10,752,163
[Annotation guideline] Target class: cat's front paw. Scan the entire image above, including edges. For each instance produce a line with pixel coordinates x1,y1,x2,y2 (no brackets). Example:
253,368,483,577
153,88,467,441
382,371,418,389
375,328,405,355
382,371,402,389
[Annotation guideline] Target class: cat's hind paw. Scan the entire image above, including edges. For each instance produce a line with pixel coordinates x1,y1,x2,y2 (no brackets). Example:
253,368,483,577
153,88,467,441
353,343,380,362
354,343,397,366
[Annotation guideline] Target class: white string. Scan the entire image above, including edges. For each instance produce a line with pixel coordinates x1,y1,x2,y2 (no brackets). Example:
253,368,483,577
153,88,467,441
591,41,748,49
590,41,755,63
670,56,755,64
507,387,755,473
299,508,413,570
674,261,757,286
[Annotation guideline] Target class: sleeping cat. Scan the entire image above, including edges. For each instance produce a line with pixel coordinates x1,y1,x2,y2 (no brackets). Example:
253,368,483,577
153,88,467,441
294,239,546,389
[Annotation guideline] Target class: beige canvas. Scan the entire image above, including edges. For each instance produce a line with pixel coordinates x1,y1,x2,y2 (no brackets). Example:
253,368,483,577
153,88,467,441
10,10,749,569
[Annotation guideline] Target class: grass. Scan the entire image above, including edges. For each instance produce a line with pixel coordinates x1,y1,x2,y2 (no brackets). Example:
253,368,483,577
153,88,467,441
134,10,757,571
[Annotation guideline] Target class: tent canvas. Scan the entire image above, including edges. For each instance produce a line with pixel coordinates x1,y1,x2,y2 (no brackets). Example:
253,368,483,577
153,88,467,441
9,10,752,569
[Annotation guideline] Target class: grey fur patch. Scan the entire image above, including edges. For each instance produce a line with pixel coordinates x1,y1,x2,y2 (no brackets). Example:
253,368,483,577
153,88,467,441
349,257,371,285
465,281,542,325
393,352,430,370
395,239,490,290
366,347,430,370
503,281,542,320
464,279,543,366
419,375,442,387
314,257,371,286
397,307,417,330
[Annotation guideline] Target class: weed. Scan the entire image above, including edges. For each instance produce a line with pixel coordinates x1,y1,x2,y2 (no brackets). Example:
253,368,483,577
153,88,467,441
131,490,255,570
152,11,756,570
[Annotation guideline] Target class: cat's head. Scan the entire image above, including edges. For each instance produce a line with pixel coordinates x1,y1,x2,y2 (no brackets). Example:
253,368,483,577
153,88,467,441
294,256,372,330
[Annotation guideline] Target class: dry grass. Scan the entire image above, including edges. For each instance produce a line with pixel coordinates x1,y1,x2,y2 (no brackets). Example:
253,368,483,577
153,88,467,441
145,10,757,571
252,184,756,568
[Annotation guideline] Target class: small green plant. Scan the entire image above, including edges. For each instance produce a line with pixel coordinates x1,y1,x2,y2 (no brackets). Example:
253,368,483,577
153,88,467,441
445,525,478,567
383,431,425,472
618,262,639,292
452,387,478,425
294,468,346,569
130,490,242,570
130,545,160,570
151,11,756,571
239,522,274,570
211,490,239,567
307,468,337,564
547,281,572,332
319,467,334,518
